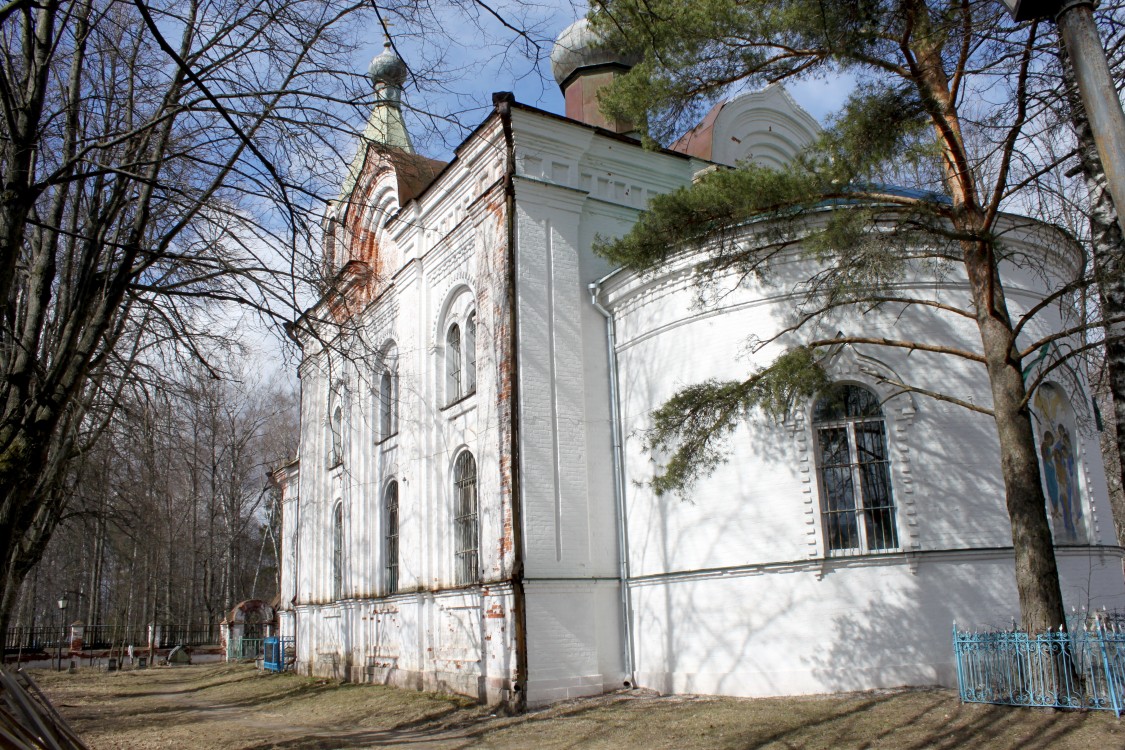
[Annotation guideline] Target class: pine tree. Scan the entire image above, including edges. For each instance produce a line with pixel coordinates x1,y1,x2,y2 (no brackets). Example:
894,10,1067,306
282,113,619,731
590,0,1092,632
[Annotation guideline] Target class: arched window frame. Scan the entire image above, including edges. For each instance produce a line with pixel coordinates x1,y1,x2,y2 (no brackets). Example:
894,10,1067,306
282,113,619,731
439,286,477,409
452,450,479,585
332,502,344,600
446,323,463,405
384,481,400,594
465,312,477,395
378,346,398,443
328,384,345,468
811,383,899,556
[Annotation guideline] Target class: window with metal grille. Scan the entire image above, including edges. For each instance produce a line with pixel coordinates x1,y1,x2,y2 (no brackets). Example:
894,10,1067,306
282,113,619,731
453,451,478,585
332,503,343,599
379,368,397,440
446,323,462,404
384,481,399,594
813,384,898,555
465,312,477,394
329,394,344,466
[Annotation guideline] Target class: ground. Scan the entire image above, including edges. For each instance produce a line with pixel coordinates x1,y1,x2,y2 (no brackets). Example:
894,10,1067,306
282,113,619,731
24,663,1125,749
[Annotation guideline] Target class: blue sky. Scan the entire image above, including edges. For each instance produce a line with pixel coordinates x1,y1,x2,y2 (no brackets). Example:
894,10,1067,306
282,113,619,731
353,3,857,160
252,5,859,375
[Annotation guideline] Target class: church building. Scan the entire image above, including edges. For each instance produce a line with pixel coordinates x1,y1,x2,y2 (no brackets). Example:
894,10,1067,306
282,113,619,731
273,19,1125,706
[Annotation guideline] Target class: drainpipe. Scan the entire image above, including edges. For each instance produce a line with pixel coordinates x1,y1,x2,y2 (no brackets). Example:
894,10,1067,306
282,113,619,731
588,279,635,687
496,91,530,711
283,324,303,672
289,471,301,670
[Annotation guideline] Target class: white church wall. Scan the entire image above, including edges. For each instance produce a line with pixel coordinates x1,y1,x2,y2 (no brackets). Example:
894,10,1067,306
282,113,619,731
509,111,701,575
523,580,627,704
281,75,1125,707
508,110,704,704
708,85,821,169
628,554,1022,697
601,217,1125,697
606,227,1118,561
513,177,623,703
282,117,523,700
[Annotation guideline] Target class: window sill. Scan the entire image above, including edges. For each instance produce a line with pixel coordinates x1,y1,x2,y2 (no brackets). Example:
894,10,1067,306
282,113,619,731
441,391,477,415
826,547,902,558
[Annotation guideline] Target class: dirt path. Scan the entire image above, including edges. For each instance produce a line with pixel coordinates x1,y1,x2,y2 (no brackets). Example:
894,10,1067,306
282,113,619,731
29,663,1125,749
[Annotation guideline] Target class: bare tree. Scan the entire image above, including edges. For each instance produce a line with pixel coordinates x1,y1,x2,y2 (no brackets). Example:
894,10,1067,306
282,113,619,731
0,0,554,636
14,359,297,642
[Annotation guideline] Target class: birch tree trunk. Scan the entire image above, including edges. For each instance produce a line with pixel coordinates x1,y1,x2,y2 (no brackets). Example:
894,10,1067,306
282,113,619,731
1061,43,1125,544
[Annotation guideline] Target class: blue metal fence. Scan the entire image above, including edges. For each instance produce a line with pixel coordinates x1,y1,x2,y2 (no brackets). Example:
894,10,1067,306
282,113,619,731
954,617,1125,715
262,636,295,672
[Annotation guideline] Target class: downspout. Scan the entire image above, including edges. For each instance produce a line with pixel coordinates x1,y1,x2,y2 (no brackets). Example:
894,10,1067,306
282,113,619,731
289,474,301,670
588,279,635,687
495,91,529,711
285,325,303,672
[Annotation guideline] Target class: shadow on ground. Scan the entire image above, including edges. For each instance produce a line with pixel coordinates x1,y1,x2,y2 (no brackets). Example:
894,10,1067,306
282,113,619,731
31,663,1125,750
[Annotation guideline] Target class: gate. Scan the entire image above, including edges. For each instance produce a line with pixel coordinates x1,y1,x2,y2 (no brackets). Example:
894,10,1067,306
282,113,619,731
262,637,295,672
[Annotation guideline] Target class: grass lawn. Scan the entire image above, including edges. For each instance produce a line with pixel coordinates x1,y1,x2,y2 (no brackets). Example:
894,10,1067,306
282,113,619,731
27,662,1125,749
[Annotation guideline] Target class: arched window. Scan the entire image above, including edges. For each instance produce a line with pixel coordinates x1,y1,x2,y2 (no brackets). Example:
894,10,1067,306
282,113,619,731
332,503,344,600
384,481,399,594
446,323,462,404
813,384,897,555
329,389,344,467
465,312,477,395
441,289,477,406
379,367,397,440
453,451,479,584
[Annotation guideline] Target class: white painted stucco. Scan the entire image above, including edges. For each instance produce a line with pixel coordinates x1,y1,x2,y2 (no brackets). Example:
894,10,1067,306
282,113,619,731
276,83,1125,707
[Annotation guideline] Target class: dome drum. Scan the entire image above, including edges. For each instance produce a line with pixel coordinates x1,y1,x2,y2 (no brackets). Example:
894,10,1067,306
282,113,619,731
550,18,639,134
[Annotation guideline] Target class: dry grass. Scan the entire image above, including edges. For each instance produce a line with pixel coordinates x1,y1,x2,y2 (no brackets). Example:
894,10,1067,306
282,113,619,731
29,663,1125,749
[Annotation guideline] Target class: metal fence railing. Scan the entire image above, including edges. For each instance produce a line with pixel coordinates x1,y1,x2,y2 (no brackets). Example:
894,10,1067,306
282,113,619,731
262,637,295,672
4,627,63,653
231,637,265,661
4,625,220,652
141,626,218,648
78,627,147,649
954,617,1125,715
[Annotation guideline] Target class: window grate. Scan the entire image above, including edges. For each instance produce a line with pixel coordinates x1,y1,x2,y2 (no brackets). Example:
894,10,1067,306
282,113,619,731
329,400,343,466
814,384,898,555
379,368,397,440
332,504,343,599
453,451,478,585
446,324,462,404
465,313,477,394
384,482,399,594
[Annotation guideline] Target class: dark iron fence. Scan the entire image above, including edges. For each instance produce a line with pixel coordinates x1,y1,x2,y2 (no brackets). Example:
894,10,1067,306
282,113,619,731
84,625,218,649
954,615,1125,715
5,624,220,653
4,626,63,653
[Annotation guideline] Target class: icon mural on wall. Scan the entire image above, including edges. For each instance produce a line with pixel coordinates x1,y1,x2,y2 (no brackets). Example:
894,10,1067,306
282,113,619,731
1033,382,1085,543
